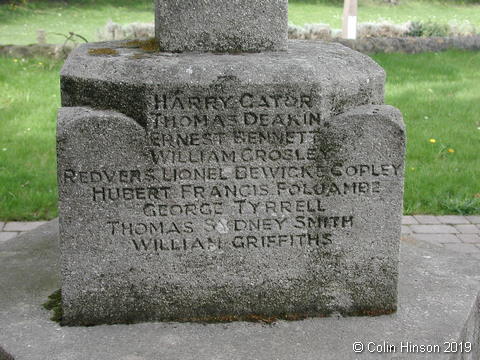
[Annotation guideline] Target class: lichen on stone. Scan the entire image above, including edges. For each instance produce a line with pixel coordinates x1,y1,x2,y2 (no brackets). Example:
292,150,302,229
124,38,160,52
88,48,119,56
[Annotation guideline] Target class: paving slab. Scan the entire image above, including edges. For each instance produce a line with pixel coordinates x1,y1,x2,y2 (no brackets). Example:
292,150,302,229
443,243,480,254
436,215,470,225
455,224,480,234
466,216,480,224
410,224,458,234
458,234,480,243
1,221,480,360
411,233,461,244
401,216,418,225
401,225,412,234
413,215,441,224
0,232,19,243
3,221,47,232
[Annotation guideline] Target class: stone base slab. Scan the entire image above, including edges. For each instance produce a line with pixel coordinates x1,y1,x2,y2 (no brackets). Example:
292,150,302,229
1,220,479,360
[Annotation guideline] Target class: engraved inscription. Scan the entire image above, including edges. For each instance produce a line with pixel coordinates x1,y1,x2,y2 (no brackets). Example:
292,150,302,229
61,91,402,253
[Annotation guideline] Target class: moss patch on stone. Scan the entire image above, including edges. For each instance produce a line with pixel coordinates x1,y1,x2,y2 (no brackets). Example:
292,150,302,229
172,313,314,325
43,289,63,323
88,48,118,56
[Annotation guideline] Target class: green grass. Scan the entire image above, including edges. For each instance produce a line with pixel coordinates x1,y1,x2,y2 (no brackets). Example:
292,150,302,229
0,50,479,220
0,56,61,220
0,0,479,45
0,0,154,45
372,50,480,215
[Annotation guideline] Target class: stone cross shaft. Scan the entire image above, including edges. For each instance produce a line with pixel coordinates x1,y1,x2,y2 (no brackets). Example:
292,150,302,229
155,0,288,52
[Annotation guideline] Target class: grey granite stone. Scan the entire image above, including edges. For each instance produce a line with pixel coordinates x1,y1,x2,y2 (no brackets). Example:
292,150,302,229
60,41,386,128
57,40,404,325
2,222,480,360
155,0,288,52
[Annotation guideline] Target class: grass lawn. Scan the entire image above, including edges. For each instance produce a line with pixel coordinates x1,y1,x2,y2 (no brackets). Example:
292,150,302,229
0,57,61,220
0,0,479,45
0,50,479,220
372,50,480,215
289,1,480,29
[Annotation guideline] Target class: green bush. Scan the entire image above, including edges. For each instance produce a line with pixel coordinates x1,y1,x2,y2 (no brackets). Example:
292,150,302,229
407,21,424,37
407,21,450,37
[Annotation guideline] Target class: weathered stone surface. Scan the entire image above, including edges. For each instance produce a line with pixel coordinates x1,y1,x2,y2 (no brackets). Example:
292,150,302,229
60,40,385,127
57,40,404,325
155,0,288,52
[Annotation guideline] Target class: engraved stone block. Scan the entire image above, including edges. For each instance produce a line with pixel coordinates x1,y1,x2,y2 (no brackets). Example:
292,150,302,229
57,40,405,325
155,0,288,52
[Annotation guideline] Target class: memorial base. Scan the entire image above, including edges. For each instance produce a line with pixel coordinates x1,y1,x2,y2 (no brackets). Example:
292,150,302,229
1,220,479,360
57,40,404,324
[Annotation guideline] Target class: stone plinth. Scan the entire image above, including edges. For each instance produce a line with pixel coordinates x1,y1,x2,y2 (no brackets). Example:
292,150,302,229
57,40,405,325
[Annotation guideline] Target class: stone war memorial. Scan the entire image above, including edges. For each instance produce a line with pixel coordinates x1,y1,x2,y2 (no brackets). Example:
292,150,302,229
56,0,405,325
4,1,480,359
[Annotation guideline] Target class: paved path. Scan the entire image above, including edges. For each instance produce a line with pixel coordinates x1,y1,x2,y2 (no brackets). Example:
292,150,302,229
0,221,48,242
1,216,480,256
402,215,480,258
